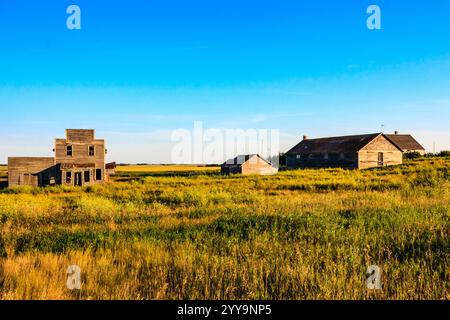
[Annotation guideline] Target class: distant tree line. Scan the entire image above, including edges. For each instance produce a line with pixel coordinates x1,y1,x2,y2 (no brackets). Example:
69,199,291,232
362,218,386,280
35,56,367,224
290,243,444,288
404,151,450,160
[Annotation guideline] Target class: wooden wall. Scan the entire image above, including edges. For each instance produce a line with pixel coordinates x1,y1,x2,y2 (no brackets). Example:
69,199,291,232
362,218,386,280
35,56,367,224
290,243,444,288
241,156,278,175
221,156,278,175
358,135,402,169
55,129,106,182
8,157,57,187
286,153,358,169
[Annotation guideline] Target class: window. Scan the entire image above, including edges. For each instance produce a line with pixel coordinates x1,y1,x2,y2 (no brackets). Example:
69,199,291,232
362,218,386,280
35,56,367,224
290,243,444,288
296,154,301,159
378,152,384,166
89,145,95,156
67,145,73,156
95,169,102,181
66,171,72,184
84,171,90,183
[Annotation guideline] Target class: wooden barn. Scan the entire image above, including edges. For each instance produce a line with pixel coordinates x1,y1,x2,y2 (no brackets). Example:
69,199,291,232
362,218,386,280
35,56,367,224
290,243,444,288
385,131,425,155
221,154,278,175
8,129,108,187
285,133,403,170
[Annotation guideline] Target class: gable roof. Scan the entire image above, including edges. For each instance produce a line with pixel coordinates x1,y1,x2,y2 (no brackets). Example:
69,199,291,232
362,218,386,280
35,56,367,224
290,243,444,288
222,154,272,166
384,134,425,151
286,133,402,154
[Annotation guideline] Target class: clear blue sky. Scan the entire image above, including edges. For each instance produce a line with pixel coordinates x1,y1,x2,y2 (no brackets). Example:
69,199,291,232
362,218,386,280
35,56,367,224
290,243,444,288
1,0,449,163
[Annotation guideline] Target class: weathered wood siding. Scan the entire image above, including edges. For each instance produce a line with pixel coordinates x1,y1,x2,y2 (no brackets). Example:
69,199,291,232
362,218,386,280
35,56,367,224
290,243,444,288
8,157,58,187
221,155,278,175
221,165,241,175
286,153,358,169
66,129,95,143
241,156,278,175
55,130,106,184
358,135,402,169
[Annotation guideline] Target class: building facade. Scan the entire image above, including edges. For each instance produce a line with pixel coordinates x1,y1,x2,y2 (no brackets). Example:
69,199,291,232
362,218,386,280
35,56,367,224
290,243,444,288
286,133,403,170
8,129,108,187
221,154,278,175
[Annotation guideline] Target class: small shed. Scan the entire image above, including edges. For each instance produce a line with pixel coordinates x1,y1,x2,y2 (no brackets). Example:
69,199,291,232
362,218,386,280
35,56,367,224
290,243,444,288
221,154,278,175
106,162,116,175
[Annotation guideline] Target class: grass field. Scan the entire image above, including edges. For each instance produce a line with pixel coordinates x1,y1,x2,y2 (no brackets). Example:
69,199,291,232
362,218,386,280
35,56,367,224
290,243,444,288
0,159,448,299
116,164,220,172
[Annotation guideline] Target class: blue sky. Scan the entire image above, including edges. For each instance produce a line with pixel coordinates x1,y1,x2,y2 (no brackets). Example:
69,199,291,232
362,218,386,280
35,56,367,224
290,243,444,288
0,0,449,163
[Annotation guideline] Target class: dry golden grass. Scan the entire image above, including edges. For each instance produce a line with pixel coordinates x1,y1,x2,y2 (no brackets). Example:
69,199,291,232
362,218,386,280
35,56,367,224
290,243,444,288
116,164,220,172
0,158,449,300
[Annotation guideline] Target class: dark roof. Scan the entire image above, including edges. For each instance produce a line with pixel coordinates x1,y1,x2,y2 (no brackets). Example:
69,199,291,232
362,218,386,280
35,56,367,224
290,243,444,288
286,133,398,154
222,154,271,166
385,134,425,151
106,162,116,170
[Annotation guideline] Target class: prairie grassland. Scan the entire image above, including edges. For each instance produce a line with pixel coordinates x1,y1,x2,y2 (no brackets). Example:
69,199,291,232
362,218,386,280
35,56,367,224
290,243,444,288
0,158,449,300
116,164,220,172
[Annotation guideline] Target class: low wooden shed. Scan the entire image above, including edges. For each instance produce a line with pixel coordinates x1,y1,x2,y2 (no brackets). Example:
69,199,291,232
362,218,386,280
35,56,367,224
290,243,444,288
221,154,278,175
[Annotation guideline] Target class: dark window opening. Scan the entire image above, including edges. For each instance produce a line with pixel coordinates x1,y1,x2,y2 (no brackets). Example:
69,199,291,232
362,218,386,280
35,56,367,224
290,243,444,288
89,145,95,156
95,169,102,181
66,171,72,184
378,152,384,166
84,171,90,183
67,145,73,156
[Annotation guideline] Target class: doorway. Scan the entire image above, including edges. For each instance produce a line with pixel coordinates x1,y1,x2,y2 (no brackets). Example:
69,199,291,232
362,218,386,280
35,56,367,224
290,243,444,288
74,172,82,186
377,152,384,166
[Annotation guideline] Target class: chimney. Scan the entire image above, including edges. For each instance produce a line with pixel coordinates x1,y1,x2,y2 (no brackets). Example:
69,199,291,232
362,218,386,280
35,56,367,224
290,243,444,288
303,135,308,140
394,131,398,135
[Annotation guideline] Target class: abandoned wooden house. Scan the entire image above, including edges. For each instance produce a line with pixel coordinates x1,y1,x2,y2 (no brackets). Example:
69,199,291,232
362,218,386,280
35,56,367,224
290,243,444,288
285,133,404,169
8,129,108,187
106,162,117,175
385,131,426,155
221,154,278,175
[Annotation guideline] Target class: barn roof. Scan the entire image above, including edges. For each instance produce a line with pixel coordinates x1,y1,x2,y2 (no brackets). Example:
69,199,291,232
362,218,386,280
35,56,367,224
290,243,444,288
222,154,272,166
106,162,116,170
286,133,399,154
384,134,425,151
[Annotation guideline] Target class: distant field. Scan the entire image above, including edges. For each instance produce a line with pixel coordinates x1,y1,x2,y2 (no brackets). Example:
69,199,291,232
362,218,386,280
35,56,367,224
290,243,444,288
0,166,7,188
117,164,220,172
0,158,448,299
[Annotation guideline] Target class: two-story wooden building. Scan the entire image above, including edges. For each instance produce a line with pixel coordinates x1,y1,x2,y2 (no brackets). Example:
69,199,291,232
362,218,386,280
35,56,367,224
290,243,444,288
8,129,107,187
